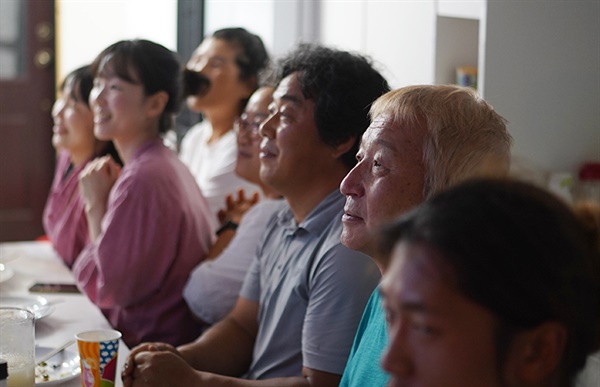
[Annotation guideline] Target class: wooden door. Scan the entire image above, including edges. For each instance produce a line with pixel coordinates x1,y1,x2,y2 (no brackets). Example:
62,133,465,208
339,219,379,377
0,0,56,241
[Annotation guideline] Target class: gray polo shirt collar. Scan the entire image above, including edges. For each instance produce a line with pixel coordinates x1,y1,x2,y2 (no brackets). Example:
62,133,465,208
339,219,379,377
276,189,345,236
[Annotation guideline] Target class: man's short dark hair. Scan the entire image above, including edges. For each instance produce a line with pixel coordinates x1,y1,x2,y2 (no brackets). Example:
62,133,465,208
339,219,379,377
277,44,390,169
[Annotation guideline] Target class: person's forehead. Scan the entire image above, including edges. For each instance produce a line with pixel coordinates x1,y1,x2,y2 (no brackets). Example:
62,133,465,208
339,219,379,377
244,99,270,116
273,73,305,105
247,87,274,107
361,114,425,153
97,57,139,83
383,242,451,311
360,115,402,152
194,37,238,60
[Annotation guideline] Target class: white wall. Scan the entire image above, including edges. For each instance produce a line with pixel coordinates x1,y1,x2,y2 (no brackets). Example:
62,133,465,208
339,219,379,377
204,0,319,59
56,0,177,82
56,0,599,176
319,0,599,176
320,0,435,89
204,0,275,54
56,0,434,89
483,1,599,174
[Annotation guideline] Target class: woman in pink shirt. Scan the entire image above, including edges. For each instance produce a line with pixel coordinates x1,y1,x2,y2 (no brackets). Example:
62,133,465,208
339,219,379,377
43,65,121,267
74,40,214,347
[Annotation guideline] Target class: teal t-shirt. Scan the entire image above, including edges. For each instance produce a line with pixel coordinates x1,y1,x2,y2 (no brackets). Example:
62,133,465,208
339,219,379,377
340,286,390,386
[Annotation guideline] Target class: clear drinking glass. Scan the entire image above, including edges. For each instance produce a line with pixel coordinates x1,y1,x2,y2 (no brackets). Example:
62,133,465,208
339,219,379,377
0,307,35,387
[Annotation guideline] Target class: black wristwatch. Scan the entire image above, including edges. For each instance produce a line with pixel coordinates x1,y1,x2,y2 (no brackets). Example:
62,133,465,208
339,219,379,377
216,220,239,236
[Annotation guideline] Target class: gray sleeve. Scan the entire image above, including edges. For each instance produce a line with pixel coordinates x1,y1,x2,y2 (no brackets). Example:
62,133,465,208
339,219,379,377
239,254,261,302
239,202,284,303
182,201,280,323
183,257,247,325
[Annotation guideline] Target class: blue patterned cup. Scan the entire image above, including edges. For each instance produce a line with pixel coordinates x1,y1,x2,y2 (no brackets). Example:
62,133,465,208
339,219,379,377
75,330,121,387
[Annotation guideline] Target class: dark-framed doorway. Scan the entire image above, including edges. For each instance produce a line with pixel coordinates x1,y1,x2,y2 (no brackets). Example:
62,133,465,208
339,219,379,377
0,0,56,241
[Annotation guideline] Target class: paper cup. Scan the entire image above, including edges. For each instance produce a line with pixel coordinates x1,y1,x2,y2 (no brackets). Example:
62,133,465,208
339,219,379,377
75,330,121,387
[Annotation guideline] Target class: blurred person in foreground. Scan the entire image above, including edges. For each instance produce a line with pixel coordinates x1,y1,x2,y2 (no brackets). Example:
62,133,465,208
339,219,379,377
339,85,513,386
378,178,600,387
123,43,389,386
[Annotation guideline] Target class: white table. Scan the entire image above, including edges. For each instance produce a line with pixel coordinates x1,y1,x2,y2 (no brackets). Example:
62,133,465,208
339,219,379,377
0,241,130,387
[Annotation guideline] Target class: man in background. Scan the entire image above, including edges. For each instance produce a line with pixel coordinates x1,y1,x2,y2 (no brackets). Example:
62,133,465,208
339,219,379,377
179,27,269,231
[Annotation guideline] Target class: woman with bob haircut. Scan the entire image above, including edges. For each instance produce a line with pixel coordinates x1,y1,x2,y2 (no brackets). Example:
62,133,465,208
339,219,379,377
73,39,214,347
43,65,121,267
378,178,600,387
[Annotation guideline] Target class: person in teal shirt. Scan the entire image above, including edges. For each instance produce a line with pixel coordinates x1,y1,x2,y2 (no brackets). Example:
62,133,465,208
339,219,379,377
339,85,513,386
340,286,389,386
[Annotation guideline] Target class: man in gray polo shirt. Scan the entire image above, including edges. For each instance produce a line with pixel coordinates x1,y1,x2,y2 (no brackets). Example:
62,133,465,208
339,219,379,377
123,44,390,387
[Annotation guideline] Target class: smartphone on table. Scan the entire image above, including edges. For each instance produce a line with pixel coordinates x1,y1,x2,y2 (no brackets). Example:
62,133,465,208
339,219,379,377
29,283,81,294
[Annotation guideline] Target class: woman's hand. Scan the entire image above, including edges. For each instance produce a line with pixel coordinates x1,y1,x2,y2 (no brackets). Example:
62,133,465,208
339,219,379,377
217,189,260,226
78,155,121,240
79,155,121,207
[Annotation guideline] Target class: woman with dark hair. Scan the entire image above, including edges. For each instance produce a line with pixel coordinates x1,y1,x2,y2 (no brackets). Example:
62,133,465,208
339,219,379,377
179,27,270,231
378,178,600,387
43,65,121,267
73,40,214,347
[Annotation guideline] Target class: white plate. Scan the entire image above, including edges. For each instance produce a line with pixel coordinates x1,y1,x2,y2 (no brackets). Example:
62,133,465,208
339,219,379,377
0,295,55,320
35,346,81,385
0,263,14,283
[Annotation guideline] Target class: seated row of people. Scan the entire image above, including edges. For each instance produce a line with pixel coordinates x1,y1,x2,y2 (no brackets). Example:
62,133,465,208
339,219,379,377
44,28,278,345
44,28,274,343
43,30,599,386
130,42,598,386
46,39,214,346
